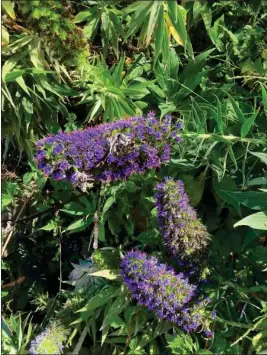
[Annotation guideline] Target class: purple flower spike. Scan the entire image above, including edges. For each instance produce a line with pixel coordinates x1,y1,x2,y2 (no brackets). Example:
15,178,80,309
155,178,209,265
35,114,182,187
120,251,212,334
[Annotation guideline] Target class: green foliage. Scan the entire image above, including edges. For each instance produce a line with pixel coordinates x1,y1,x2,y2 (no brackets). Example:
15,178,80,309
2,0,267,354
77,56,152,121
18,0,90,68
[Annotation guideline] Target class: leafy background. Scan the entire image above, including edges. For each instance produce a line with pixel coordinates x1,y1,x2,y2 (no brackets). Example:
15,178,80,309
1,0,267,354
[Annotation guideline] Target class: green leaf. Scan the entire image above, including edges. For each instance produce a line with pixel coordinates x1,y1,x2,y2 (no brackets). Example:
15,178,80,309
241,111,258,138
109,12,125,39
228,94,245,124
146,2,161,45
4,70,25,82
180,49,214,83
167,2,194,58
66,218,93,233
61,202,88,216
102,196,115,216
248,177,267,186
222,191,267,211
83,17,99,39
16,76,30,96
87,269,120,280
77,286,117,313
40,220,57,231
179,173,205,207
234,211,267,230
261,85,267,116
98,222,106,242
125,181,138,193
153,5,164,64
249,152,267,165
74,10,94,23
2,0,16,19
111,56,125,87
2,26,9,46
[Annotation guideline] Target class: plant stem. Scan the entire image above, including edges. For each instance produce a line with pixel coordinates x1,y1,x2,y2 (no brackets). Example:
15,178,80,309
72,326,88,355
181,133,266,145
93,183,102,250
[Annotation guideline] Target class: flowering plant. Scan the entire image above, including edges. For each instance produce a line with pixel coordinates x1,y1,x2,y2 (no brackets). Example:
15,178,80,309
29,322,69,354
35,113,181,188
120,250,212,335
155,178,209,269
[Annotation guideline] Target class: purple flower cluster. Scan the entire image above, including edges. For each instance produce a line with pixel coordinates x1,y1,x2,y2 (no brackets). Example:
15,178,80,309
35,113,181,186
29,322,69,354
155,178,209,266
120,251,211,334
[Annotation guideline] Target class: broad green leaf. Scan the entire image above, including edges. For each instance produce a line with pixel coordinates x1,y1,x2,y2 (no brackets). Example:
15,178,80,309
125,181,138,193
61,202,88,216
83,17,99,39
40,220,57,231
66,218,93,232
179,49,214,95
234,211,267,230
248,177,267,186
223,191,267,211
250,152,267,165
16,76,30,96
2,26,9,46
29,35,45,69
102,196,116,216
1,193,14,208
213,174,241,215
74,10,94,23
5,70,25,82
2,58,18,81
2,0,15,19
179,173,206,207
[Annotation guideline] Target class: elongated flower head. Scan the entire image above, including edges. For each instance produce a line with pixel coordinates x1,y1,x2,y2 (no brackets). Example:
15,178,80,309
155,178,209,267
29,322,69,355
35,113,181,187
120,251,211,334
